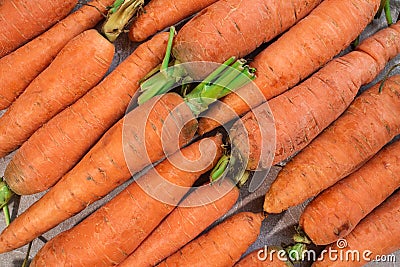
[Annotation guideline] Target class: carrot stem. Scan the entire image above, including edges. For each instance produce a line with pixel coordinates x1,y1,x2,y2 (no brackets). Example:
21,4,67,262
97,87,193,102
102,0,144,42
210,155,230,182
22,241,32,267
375,0,386,19
384,0,393,25
379,63,400,93
3,205,10,226
0,180,13,210
161,27,176,73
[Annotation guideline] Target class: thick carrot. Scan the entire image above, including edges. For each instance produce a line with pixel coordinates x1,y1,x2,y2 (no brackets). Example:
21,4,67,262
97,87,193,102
0,0,77,58
173,0,321,65
0,0,116,110
197,0,381,135
157,212,264,267
0,92,198,253
313,191,400,267
129,0,218,42
120,179,239,267
30,136,223,267
231,21,400,170
300,140,400,245
0,29,114,158
4,32,169,196
264,75,400,214
234,249,289,267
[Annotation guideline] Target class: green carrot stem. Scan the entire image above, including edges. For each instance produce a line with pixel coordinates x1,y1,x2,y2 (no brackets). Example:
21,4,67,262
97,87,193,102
285,243,307,262
190,56,236,96
0,180,13,210
102,0,144,42
351,35,360,49
161,27,176,73
384,0,393,25
22,241,32,267
3,205,10,226
217,66,256,97
237,171,251,187
210,155,230,182
375,0,386,19
138,78,176,105
379,63,400,93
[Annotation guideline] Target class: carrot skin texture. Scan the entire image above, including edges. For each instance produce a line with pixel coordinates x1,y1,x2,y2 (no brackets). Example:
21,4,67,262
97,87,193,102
129,0,218,42
198,0,381,135
0,0,77,58
234,249,287,267
30,136,223,267
0,92,197,253
232,21,400,170
4,32,169,195
0,29,114,157
173,0,322,65
120,179,239,267
300,140,400,245
157,212,264,267
264,75,400,214
313,191,400,267
0,0,116,110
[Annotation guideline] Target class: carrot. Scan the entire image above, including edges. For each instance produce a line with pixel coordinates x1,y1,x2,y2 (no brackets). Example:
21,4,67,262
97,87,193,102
197,0,381,135
234,249,289,267
173,0,321,65
30,136,223,267
0,0,116,110
0,29,114,158
0,92,198,253
4,32,169,196
313,191,400,267
119,178,239,267
264,75,400,214
0,0,77,58
231,21,400,170
128,0,218,42
157,212,264,267
300,140,400,245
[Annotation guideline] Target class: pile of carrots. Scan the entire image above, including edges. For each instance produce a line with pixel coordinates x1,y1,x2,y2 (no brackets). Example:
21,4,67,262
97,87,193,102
0,0,400,266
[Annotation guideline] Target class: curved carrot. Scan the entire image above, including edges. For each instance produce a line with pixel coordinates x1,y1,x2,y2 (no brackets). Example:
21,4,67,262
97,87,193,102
0,0,115,110
129,0,218,42
0,92,198,253
313,191,400,267
173,0,321,65
231,21,400,170
4,32,169,196
157,212,264,267
234,249,289,267
198,0,381,135
120,179,239,267
30,136,223,266
0,29,114,158
264,75,400,214
300,140,400,245
0,0,77,58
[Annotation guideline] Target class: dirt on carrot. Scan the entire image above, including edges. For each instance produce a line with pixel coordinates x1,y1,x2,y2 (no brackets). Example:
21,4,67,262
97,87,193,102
198,0,381,135
0,0,77,58
30,136,223,266
157,212,264,267
4,32,169,196
300,140,400,245
265,75,400,214
0,0,116,110
129,0,218,42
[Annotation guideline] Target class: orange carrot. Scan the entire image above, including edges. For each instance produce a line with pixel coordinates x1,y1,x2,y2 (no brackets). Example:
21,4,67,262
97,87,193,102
157,212,264,267
0,92,198,253
120,179,239,267
313,191,400,267
198,0,381,135
264,75,400,214
0,0,77,58
234,249,289,267
173,0,321,65
300,140,400,245
30,136,223,267
231,21,400,170
4,32,169,195
0,0,116,110
0,29,114,158
129,0,218,42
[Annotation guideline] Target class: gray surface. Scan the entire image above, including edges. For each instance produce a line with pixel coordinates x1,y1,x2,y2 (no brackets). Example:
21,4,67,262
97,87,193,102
1,1,400,266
